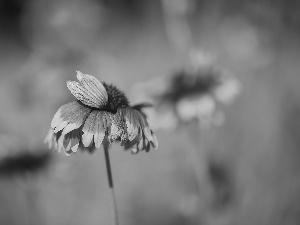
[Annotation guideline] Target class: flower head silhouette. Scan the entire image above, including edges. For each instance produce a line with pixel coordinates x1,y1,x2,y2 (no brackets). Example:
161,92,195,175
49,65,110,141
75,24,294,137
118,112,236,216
45,71,157,156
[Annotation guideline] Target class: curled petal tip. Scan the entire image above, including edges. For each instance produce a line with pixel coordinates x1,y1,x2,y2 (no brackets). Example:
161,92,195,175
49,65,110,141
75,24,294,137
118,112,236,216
64,151,71,156
82,131,94,147
71,143,79,152
131,147,138,154
67,71,108,108
152,134,158,149
66,80,73,88
76,70,83,75
76,70,84,81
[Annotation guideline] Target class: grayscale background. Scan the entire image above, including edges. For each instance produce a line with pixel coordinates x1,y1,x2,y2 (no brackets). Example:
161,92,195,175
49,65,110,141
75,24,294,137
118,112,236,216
0,0,300,225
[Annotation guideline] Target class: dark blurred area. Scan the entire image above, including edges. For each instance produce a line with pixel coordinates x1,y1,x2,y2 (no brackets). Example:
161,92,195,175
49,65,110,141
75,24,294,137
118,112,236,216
1,0,300,224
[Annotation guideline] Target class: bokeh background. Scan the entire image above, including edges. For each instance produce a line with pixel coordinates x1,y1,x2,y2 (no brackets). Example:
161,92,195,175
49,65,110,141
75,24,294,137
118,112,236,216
1,0,300,224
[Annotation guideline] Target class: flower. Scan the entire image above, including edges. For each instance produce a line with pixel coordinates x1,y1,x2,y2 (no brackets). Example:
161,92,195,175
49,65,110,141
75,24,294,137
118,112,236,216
45,71,158,156
132,50,242,129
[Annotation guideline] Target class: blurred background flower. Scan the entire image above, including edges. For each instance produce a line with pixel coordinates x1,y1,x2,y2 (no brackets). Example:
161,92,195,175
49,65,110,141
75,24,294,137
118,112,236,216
1,0,300,225
133,50,241,129
131,50,241,222
0,135,53,177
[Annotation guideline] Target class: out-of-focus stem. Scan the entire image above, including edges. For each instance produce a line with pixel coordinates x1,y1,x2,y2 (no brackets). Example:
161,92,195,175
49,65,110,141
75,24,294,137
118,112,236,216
103,145,119,225
161,0,194,57
188,122,212,204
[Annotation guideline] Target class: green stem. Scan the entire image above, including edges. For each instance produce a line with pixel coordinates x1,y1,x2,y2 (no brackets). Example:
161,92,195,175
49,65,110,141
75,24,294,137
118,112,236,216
104,145,119,225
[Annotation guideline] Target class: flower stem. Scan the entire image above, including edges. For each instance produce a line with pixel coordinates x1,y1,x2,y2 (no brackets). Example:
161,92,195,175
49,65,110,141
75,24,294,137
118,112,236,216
188,122,212,204
103,145,119,225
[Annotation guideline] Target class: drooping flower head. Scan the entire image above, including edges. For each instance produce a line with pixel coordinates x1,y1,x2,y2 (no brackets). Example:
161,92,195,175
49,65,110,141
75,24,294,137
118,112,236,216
45,71,157,156
132,50,242,129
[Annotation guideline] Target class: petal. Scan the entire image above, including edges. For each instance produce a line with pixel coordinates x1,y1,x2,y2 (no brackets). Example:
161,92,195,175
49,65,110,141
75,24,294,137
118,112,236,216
152,133,158,149
51,101,79,129
76,71,108,105
124,129,142,150
69,136,80,150
131,103,153,112
143,127,154,143
64,149,72,156
51,101,91,133
131,146,138,154
44,128,55,149
146,142,151,152
54,121,69,133
57,135,67,153
110,121,123,141
63,136,72,151
102,111,112,130
124,109,136,140
137,138,144,151
81,110,111,149
71,141,85,153
124,108,142,141
82,110,98,147
94,111,106,148
119,106,158,153
134,109,148,128
44,128,61,150
110,109,126,141
71,143,79,153
67,81,103,108
66,71,108,108
142,135,149,150
140,128,157,151
57,128,82,155
61,123,79,136
119,132,128,145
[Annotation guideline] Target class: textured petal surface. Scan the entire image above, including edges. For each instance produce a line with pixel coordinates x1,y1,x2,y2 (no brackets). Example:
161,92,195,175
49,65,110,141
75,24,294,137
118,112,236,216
66,71,108,108
82,110,111,148
110,109,126,141
125,108,139,141
152,132,158,149
51,101,91,133
123,108,145,141
94,111,106,148
117,107,158,152
143,127,154,143
124,129,142,150
82,110,98,147
141,127,157,151
51,101,78,129
76,71,108,104
44,128,56,149
57,128,82,154
71,143,79,153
